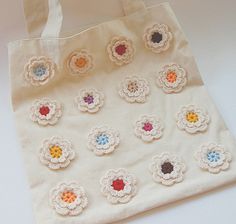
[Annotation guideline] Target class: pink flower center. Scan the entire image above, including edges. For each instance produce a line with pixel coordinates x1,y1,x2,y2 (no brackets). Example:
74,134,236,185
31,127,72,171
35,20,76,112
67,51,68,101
39,106,50,116
111,179,125,191
115,44,127,56
142,122,153,132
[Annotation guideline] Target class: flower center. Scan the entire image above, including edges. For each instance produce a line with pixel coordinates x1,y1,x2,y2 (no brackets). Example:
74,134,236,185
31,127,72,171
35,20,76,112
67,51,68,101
166,72,177,83
61,191,77,203
127,81,139,93
142,122,153,132
96,133,109,145
33,65,47,77
111,179,125,191
207,151,221,162
75,57,87,68
186,112,199,123
151,31,163,43
50,145,63,158
161,162,174,174
39,106,50,116
115,44,127,56
83,94,94,104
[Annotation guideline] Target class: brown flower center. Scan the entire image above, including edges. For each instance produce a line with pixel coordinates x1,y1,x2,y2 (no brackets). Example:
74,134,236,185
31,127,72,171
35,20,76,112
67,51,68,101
161,162,174,174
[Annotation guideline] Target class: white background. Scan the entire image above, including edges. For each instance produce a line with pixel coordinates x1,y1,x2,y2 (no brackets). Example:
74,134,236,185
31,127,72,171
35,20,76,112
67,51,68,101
0,0,236,223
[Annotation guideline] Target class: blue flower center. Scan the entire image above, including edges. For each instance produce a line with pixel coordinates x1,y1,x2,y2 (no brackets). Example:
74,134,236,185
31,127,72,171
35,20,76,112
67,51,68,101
96,133,109,145
33,65,47,77
207,151,221,163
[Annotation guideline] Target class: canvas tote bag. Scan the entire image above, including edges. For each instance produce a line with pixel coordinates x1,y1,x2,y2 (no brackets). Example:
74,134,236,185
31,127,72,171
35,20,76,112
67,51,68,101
8,0,236,223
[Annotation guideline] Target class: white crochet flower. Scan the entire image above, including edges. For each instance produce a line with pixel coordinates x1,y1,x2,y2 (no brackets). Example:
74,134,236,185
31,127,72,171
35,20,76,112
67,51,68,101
100,168,137,204
156,63,187,93
118,76,150,103
134,115,164,142
149,152,186,186
24,56,55,86
67,50,93,75
50,182,88,216
195,143,232,174
107,36,135,66
143,24,173,53
87,126,120,156
75,88,104,113
176,105,210,134
29,98,62,126
39,136,75,170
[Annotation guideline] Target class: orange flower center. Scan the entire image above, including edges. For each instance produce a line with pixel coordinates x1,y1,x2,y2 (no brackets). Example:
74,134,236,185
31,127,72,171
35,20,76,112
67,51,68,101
166,72,177,83
61,191,77,203
186,112,199,123
50,145,62,158
75,57,87,68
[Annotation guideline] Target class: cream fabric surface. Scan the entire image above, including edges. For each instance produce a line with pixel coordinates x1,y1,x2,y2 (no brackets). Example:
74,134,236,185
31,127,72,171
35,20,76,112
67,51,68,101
8,0,236,224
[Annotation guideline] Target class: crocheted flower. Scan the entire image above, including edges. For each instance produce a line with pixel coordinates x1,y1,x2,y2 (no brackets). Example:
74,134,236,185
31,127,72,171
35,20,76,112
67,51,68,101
195,143,232,174
87,126,120,156
29,98,62,126
39,136,75,170
176,105,210,134
50,182,88,216
134,115,164,142
107,36,135,66
100,168,137,204
149,152,186,186
24,56,55,86
118,76,150,103
143,24,173,53
75,88,104,113
156,63,187,93
67,50,93,75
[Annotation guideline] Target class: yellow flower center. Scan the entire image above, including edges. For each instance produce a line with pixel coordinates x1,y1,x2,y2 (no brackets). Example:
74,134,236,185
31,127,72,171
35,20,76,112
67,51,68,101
75,57,87,68
186,112,199,123
61,191,77,203
50,145,62,158
166,72,177,83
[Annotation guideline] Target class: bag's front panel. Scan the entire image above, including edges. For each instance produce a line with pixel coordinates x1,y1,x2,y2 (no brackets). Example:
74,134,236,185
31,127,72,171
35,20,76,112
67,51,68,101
9,2,236,224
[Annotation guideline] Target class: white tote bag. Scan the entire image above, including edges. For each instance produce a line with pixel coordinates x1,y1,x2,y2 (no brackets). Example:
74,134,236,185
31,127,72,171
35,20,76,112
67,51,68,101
8,0,236,223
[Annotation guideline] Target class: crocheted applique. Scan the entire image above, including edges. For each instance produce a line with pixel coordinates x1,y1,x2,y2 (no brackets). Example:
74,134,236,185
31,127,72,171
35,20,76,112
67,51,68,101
87,126,120,156
39,136,75,170
156,63,187,93
24,56,55,86
195,143,232,174
176,105,210,134
118,76,150,103
50,182,88,216
149,152,186,186
67,50,93,75
143,24,173,53
134,115,164,142
29,98,62,126
107,36,135,66
100,168,137,204
75,88,105,113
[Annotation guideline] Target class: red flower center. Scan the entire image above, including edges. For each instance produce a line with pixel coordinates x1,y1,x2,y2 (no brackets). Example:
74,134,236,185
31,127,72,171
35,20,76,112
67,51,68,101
142,122,153,132
115,44,127,56
39,106,50,116
111,179,125,191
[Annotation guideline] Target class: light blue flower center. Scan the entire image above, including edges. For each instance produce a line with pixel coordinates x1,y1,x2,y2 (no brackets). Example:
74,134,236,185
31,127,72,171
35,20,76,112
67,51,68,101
33,65,47,77
207,151,221,163
96,133,109,145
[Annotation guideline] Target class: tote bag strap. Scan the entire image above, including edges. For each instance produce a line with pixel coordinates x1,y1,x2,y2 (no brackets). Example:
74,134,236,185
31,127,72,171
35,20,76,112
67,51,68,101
23,0,146,38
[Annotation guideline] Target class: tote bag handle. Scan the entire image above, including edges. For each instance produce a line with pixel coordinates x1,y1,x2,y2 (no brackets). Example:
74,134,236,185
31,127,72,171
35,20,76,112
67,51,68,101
23,0,146,38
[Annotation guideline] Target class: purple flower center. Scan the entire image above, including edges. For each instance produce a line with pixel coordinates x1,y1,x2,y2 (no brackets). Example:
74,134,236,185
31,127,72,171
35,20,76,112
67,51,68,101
83,95,94,104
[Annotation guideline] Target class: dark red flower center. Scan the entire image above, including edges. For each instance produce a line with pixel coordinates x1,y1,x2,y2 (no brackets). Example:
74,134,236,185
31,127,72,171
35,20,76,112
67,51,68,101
115,44,127,56
111,179,125,191
142,122,153,132
39,106,50,116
